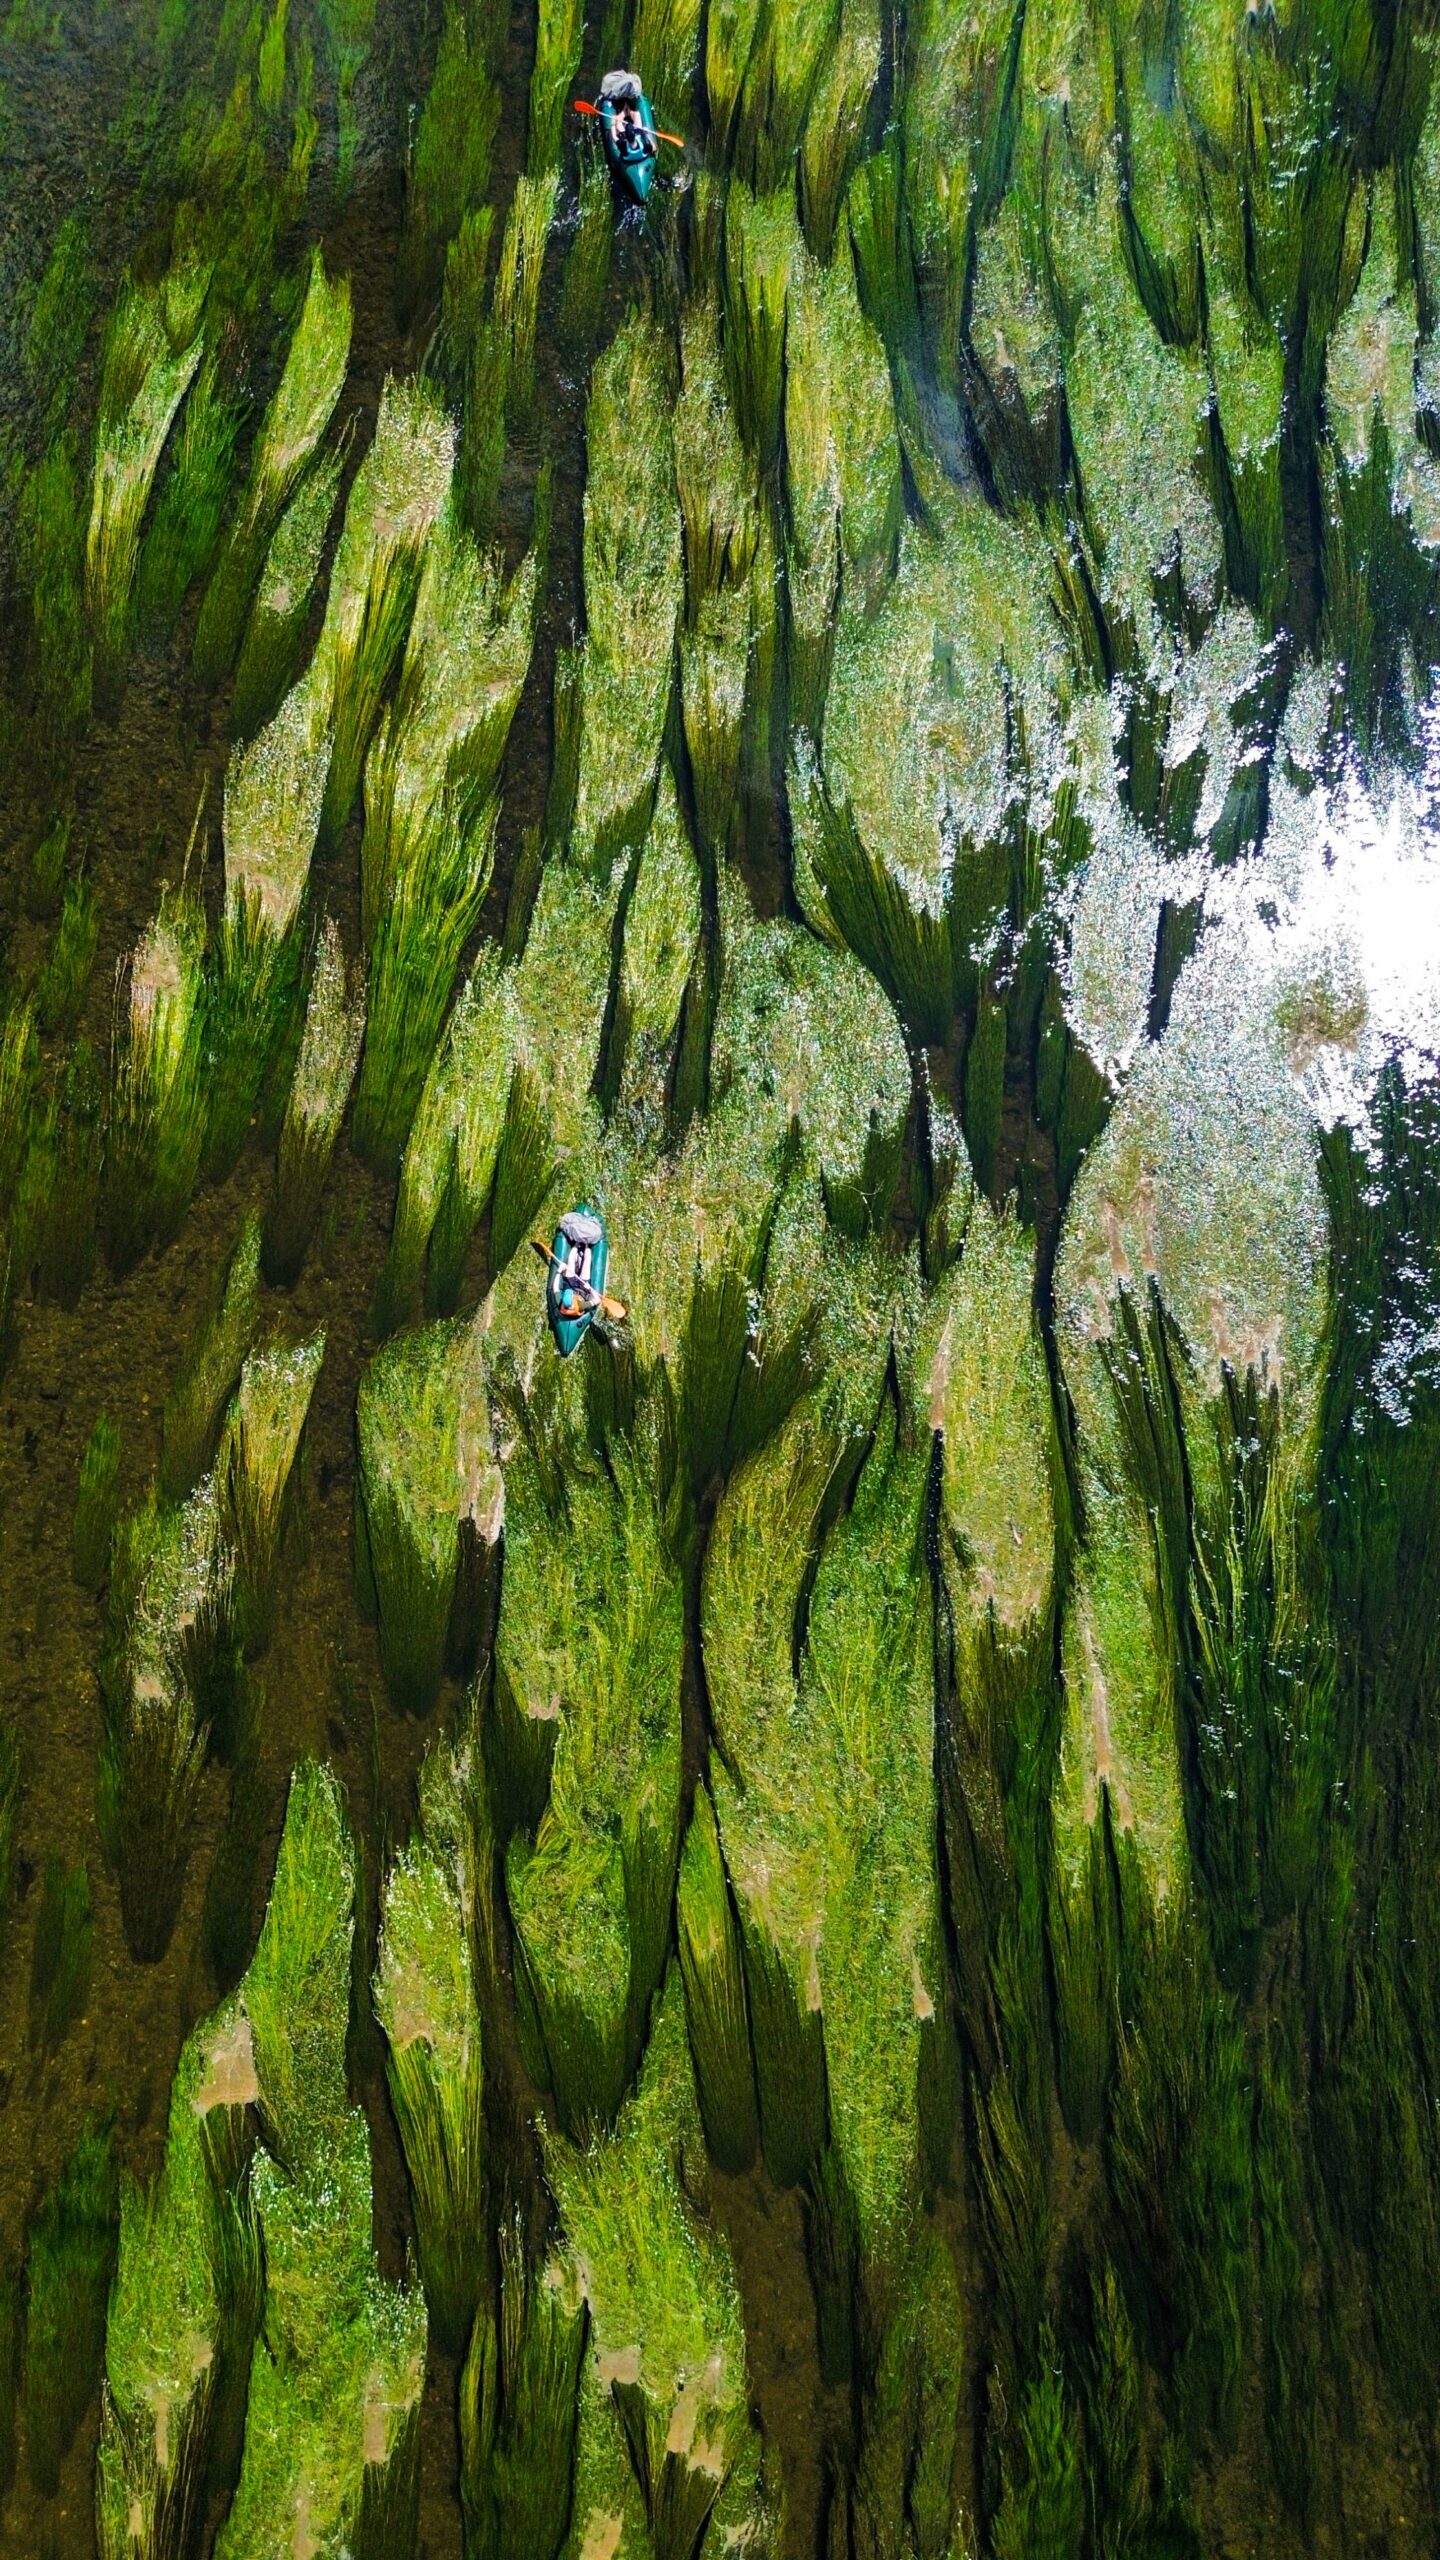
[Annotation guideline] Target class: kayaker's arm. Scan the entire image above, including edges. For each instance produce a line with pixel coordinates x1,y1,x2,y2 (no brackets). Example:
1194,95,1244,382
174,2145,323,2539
530,1235,628,1324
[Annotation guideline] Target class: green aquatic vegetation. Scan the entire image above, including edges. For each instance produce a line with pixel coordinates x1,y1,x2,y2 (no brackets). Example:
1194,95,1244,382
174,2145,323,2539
676,1780,759,2173
814,498,1070,1044
1326,176,1422,478
136,346,248,640
784,232,901,723
527,0,582,171
18,431,93,739
460,2219,586,2560
94,2006,260,2560
444,202,497,360
800,0,880,260
1115,36,1204,349
313,372,456,846
22,1038,103,1307
501,1401,684,2129
610,767,702,1118
494,176,559,426
1254,2025,1318,2527
161,1215,263,1502
965,182,1063,506
34,869,98,1035
105,887,208,1274
220,1331,325,1654
204,1675,269,1986
489,857,624,1272
1183,1372,1333,1988
706,1361,945,2382
723,181,799,469
674,297,759,607
354,507,536,1168
25,807,69,921
573,316,684,869
677,590,748,873
931,1201,1057,1796
74,1412,123,1592
1321,179,1440,746
263,913,365,1285
0,2256,16,2512
990,2334,1083,2560
674,299,760,855
542,1972,772,2555
710,866,911,1241
20,209,93,445
629,0,701,130
194,247,352,686
378,949,518,1331
557,153,613,355
27,1854,93,2056
206,668,329,1177
704,0,763,158
230,440,346,740
847,135,919,359
86,260,208,689
798,1423,942,2286
374,1779,486,2352
701,1399,842,2188
241,1757,353,2143
400,3,501,315
219,1761,428,2560
1061,182,1219,654
357,1317,487,1714
733,0,838,195
0,1000,38,1224
0,1717,18,1948
903,0,1021,389
99,1477,236,1961
1107,1893,1252,2453
23,2118,119,2496
600,1097,807,1498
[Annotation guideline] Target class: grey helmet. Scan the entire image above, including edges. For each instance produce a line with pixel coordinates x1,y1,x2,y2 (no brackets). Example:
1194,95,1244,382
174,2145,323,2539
598,68,643,104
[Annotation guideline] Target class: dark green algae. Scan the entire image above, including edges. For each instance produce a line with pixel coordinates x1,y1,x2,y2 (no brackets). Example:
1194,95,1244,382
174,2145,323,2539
0,2,1439,2558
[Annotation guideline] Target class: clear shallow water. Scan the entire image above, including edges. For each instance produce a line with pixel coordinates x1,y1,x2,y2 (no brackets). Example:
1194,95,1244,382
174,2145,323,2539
8,5,1434,2560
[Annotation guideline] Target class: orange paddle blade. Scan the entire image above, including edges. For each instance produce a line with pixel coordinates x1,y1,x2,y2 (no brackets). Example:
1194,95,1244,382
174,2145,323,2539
571,97,686,146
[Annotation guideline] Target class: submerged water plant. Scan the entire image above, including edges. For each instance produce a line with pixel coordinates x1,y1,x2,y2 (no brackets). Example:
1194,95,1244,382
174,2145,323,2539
86,257,208,691
220,1330,325,1653
95,2006,261,2560
571,315,684,870
27,1855,94,2057
99,1476,236,1961
375,1743,486,2352
73,1413,123,1591
24,2118,118,2495
353,507,536,1170
542,1971,774,2553
263,914,365,1285
356,1318,490,1714
500,1396,684,2130
229,441,346,741
313,372,456,847
105,887,208,1275
194,248,352,686
218,1761,427,2558
161,1216,263,1501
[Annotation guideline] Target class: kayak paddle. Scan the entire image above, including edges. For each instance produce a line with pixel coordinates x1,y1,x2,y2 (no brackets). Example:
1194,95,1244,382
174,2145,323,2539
572,97,687,148
530,1235,628,1324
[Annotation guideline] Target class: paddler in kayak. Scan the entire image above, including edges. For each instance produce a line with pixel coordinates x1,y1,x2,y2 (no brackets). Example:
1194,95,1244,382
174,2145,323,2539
595,68,660,205
532,1206,627,1356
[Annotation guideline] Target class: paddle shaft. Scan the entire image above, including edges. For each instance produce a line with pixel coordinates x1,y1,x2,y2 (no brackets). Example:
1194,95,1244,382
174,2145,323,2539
531,1235,627,1324
572,97,686,147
